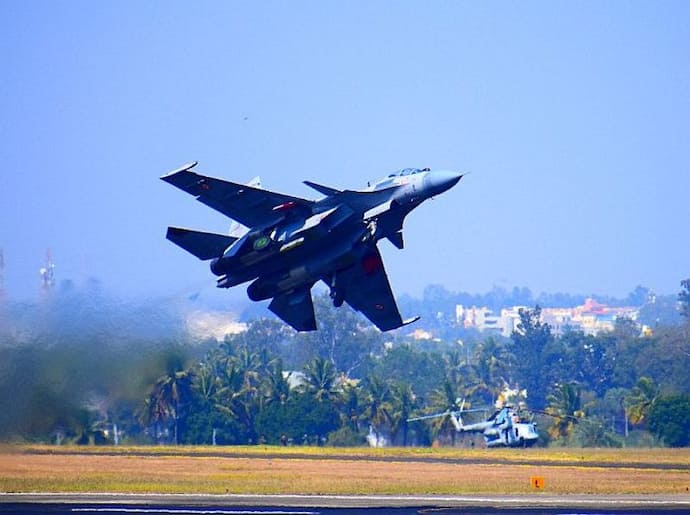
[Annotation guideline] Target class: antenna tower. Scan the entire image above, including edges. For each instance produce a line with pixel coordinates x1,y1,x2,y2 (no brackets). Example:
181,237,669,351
40,248,55,292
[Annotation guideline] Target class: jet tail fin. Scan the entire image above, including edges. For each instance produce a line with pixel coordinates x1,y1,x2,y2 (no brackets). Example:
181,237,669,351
303,180,341,196
387,231,404,250
166,227,237,260
227,176,262,238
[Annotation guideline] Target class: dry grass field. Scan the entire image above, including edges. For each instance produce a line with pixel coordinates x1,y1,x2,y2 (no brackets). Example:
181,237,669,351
1,445,688,496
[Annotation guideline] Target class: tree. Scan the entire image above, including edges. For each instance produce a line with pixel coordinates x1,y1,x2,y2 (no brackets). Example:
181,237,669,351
560,331,615,397
545,382,583,442
224,318,293,361
262,359,291,408
213,362,255,443
679,279,690,319
648,395,690,447
428,378,462,446
144,365,193,445
362,375,392,446
337,381,364,434
372,343,446,401
389,381,416,446
569,415,622,447
295,293,383,377
625,376,659,427
510,306,554,409
303,357,339,402
626,285,651,307
599,387,631,438
473,336,512,402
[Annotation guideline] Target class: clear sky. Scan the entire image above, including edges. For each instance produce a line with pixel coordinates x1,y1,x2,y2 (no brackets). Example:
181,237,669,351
2,1,689,302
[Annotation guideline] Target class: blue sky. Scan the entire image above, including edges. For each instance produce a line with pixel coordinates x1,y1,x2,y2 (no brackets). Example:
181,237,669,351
2,1,689,302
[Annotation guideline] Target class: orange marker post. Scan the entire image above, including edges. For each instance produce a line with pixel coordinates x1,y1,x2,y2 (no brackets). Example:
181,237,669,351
530,476,545,490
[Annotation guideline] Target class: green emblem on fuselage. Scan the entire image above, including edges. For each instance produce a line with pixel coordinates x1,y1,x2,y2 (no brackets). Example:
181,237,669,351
253,235,270,251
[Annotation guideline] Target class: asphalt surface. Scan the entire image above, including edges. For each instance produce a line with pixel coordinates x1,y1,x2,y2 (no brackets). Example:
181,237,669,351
2,493,690,514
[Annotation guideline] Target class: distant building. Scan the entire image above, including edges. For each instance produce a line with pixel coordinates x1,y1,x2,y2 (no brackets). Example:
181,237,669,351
456,305,526,337
456,298,639,337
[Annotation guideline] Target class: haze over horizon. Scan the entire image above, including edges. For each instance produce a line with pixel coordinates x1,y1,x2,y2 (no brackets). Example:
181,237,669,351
2,2,689,303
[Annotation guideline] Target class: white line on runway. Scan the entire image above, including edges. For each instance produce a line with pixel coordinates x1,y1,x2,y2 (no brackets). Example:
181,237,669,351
72,509,318,515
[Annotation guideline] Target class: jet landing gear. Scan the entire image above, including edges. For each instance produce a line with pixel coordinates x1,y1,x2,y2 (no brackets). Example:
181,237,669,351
361,220,377,243
330,287,345,307
328,275,345,307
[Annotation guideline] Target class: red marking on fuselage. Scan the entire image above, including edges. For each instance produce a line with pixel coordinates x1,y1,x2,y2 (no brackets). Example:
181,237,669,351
362,253,382,275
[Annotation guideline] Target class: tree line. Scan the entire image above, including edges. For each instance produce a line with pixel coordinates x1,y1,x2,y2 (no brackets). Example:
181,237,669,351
1,281,689,447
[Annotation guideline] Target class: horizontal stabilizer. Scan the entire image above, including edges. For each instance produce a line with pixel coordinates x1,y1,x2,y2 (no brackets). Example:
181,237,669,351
166,227,237,260
303,180,341,196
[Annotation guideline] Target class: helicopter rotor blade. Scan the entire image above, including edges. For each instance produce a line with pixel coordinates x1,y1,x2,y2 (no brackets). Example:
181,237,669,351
406,411,451,422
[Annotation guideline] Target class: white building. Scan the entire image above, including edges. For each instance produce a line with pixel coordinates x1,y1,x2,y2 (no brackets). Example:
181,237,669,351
456,299,639,337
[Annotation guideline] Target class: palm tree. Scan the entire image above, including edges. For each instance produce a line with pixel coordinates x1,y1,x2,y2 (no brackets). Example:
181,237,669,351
428,378,462,446
545,382,583,442
303,357,338,402
389,381,416,446
236,347,262,392
146,367,193,445
444,349,469,392
338,381,363,433
262,358,291,407
362,375,392,446
214,362,254,438
218,346,265,442
625,376,659,427
192,360,219,404
473,337,511,402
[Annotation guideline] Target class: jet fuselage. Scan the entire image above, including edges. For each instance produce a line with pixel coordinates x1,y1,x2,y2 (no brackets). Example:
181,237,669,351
209,168,461,301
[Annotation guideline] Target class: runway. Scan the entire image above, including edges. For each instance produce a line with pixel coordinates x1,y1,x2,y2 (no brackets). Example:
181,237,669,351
2,492,690,514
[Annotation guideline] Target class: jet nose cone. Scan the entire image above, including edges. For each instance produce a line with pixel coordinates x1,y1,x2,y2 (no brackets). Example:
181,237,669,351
425,170,464,196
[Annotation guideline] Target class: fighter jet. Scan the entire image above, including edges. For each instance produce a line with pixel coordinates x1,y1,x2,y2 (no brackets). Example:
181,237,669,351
161,163,463,332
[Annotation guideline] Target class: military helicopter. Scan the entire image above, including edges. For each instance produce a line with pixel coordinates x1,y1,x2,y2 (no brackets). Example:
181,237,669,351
407,400,539,448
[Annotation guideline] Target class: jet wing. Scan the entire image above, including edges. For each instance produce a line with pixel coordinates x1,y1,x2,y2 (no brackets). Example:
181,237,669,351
335,246,418,331
269,286,317,331
161,162,314,228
